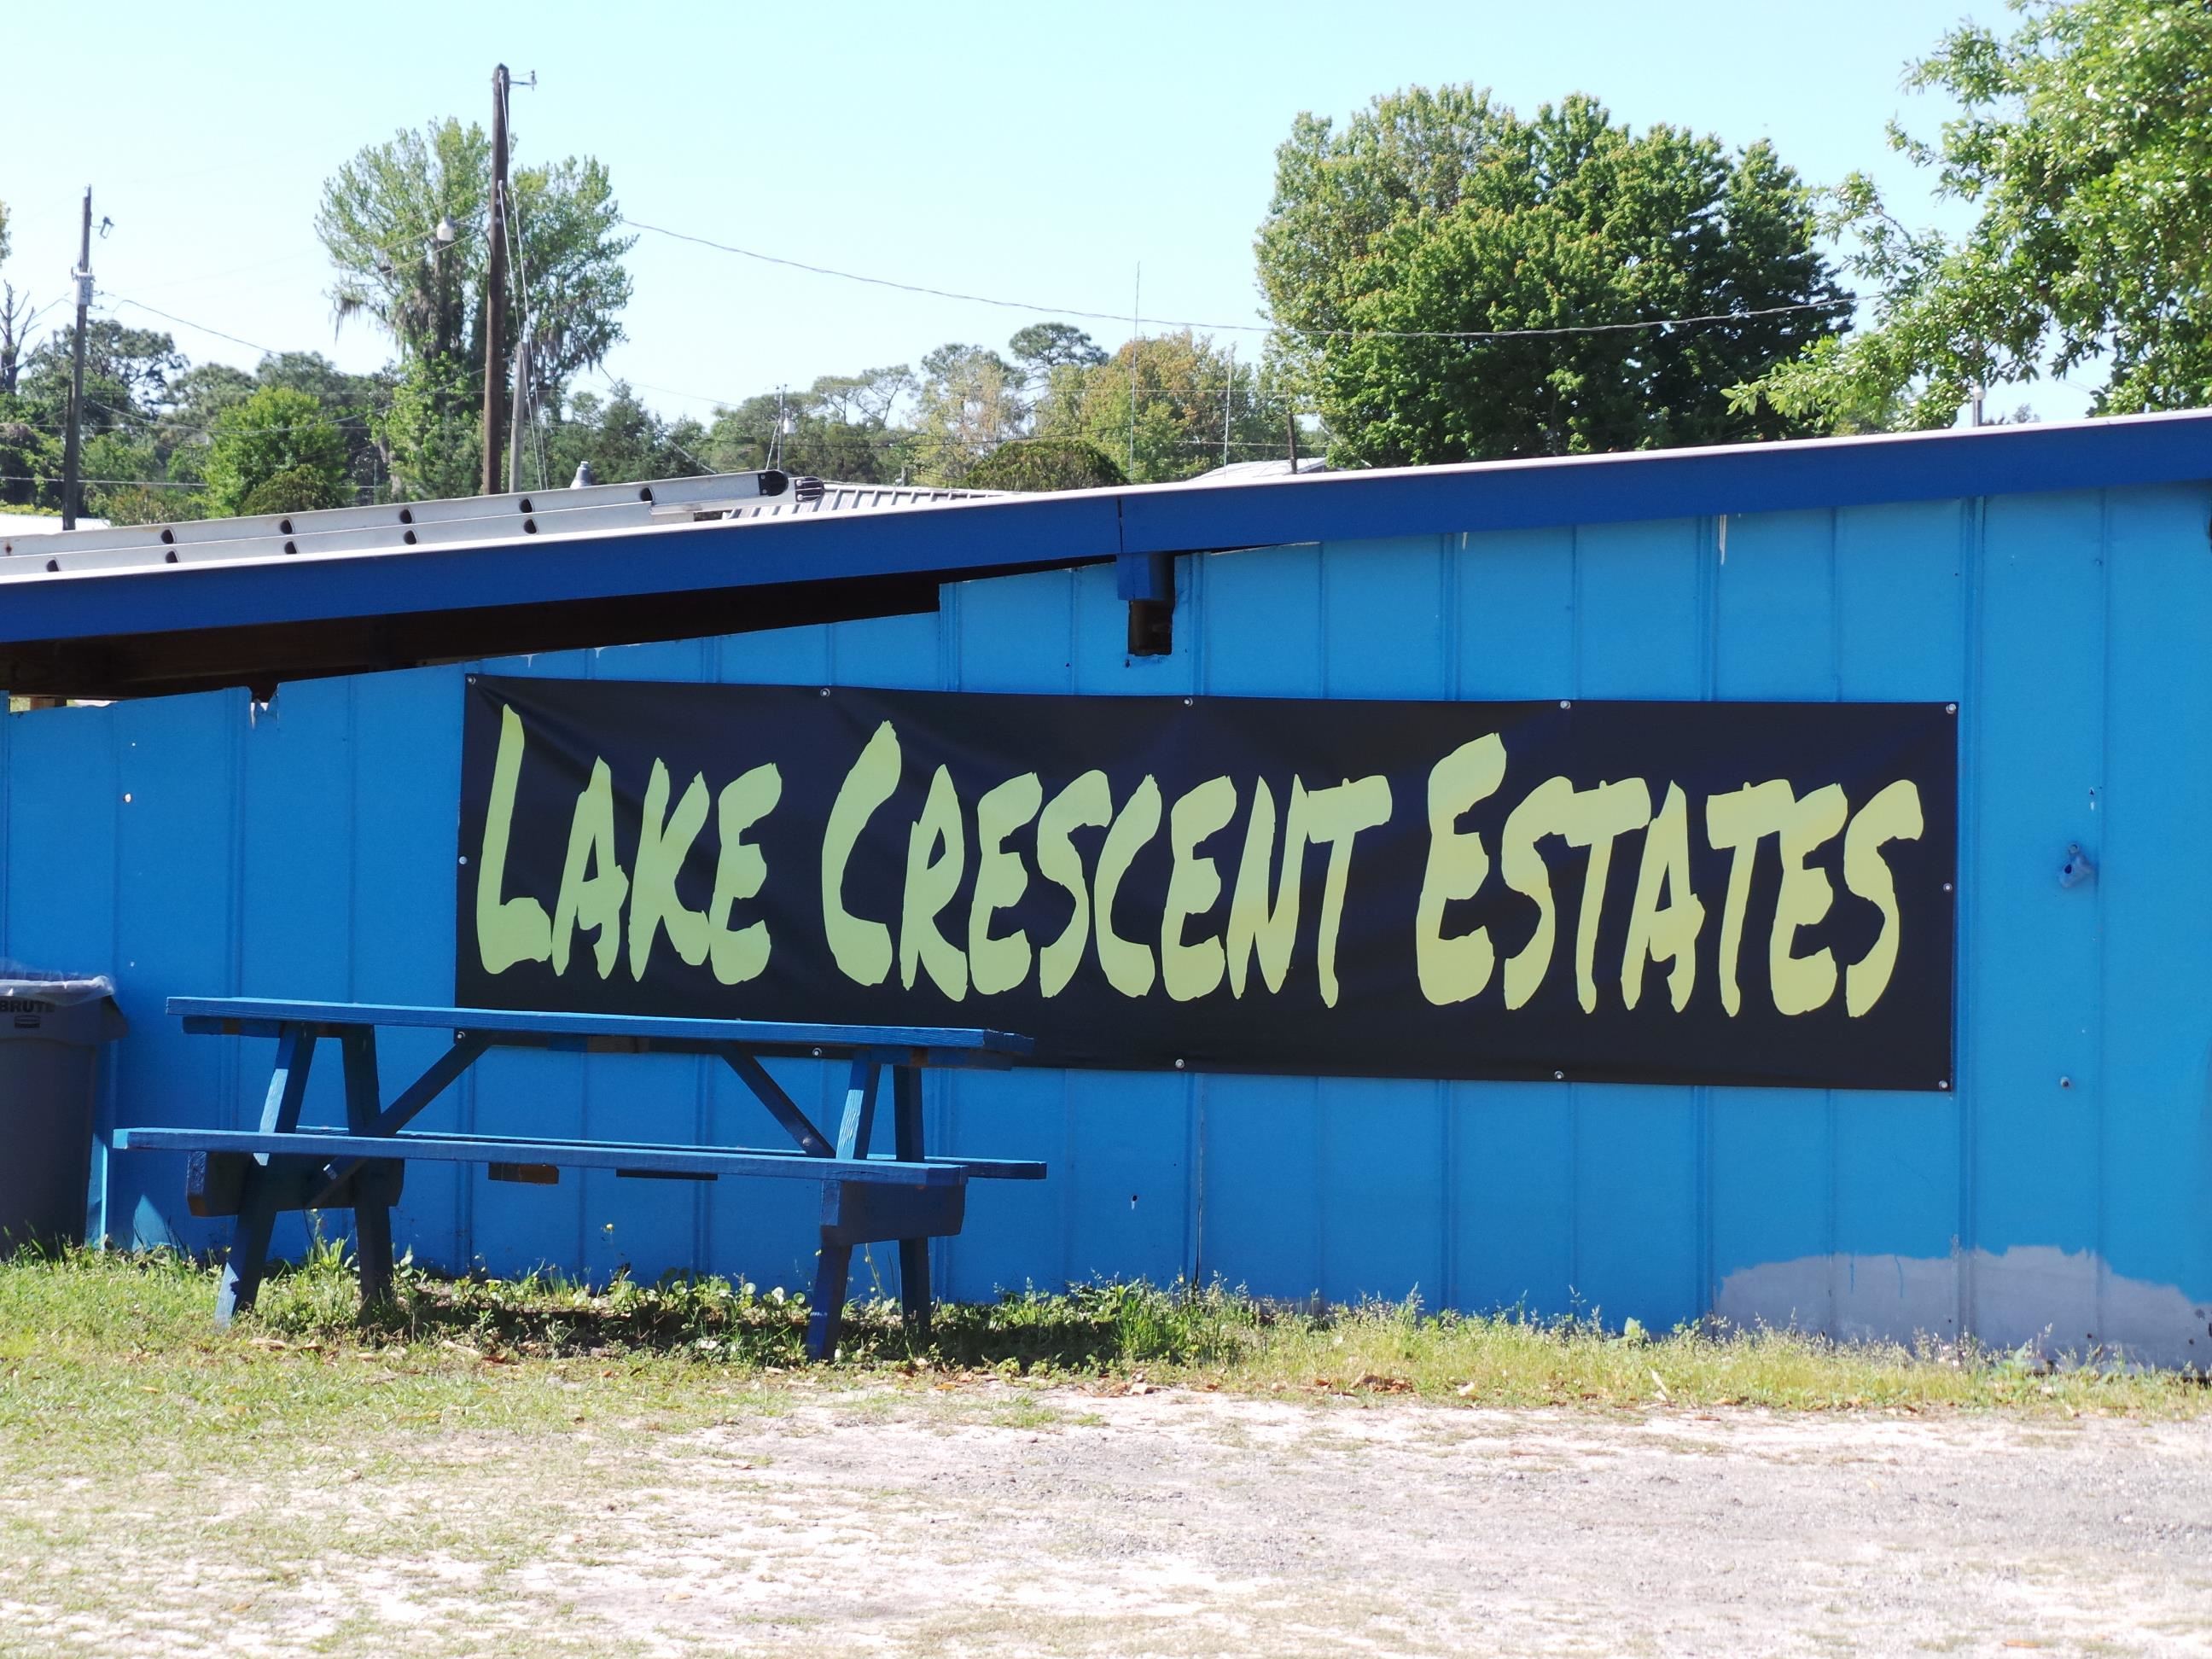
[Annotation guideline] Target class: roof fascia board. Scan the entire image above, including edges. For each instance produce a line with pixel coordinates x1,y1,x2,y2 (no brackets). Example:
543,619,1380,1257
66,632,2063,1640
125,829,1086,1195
1119,410,2212,553
4,411,2208,651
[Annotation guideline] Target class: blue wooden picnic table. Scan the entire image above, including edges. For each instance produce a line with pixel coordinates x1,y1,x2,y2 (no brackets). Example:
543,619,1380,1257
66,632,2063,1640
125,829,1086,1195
115,998,1043,1359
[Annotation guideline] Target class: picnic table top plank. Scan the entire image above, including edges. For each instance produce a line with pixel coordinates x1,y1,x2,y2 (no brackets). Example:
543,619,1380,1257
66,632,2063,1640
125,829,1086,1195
167,998,1034,1061
114,1126,1012,1187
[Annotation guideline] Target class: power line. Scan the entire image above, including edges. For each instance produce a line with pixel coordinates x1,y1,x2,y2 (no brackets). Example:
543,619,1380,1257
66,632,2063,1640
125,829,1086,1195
3,399,378,440
101,295,282,357
1,474,205,489
621,214,1854,342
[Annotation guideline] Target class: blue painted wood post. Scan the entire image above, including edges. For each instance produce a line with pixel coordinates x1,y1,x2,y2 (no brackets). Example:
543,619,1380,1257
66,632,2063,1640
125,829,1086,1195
340,1029,395,1309
806,1057,883,1360
215,1024,317,1324
833,1057,882,1161
806,1241,853,1361
719,1049,833,1155
893,1065,931,1337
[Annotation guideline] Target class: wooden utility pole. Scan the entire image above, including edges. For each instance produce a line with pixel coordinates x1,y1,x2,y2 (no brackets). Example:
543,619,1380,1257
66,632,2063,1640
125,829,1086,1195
59,187,92,529
480,64,510,497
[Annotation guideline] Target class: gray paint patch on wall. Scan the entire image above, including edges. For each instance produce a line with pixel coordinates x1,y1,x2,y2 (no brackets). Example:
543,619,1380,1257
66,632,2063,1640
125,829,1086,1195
1715,1245,2212,1371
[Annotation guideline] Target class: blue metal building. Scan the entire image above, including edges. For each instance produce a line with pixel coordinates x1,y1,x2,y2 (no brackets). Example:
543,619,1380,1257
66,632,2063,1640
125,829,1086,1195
4,413,2209,1364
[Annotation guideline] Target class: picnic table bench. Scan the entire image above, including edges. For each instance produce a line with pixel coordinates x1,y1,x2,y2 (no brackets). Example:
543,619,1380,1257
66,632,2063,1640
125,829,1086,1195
114,998,1043,1358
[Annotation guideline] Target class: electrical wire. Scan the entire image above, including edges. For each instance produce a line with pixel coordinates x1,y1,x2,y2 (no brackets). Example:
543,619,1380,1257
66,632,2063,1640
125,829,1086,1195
0,474,205,489
501,168,552,492
3,399,375,442
620,215,1854,342
101,295,282,357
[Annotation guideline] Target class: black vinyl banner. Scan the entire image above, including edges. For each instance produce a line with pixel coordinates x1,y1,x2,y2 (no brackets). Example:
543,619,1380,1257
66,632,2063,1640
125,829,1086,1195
458,675,1956,1091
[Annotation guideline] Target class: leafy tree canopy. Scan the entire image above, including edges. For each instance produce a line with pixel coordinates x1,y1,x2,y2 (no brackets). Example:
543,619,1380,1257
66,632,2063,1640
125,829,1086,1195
0,199,26,401
317,119,488,369
375,353,480,502
700,366,917,483
1256,87,1847,463
962,436,1126,492
1033,330,1294,482
911,344,1028,480
540,383,707,492
17,323,186,435
1741,0,2212,428
317,119,633,389
1009,323,1107,373
203,386,349,517
242,464,351,516
0,419,55,508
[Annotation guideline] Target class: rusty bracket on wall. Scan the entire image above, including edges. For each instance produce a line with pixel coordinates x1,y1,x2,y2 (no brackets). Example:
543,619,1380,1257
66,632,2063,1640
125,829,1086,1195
1118,550,1175,657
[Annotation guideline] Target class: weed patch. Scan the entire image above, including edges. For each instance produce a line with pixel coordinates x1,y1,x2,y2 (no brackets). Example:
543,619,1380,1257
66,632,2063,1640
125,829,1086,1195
2,1245,2205,1423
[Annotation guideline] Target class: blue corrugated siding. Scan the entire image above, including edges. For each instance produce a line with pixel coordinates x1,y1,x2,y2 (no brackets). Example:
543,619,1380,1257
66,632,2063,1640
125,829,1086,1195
9,482,2210,1359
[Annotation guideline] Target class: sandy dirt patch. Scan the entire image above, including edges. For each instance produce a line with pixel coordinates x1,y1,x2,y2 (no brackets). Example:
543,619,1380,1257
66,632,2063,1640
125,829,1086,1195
4,1386,2209,1656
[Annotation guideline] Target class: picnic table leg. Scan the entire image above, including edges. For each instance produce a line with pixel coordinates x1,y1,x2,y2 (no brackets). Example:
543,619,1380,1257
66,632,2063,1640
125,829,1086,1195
216,1024,317,1325
806,1232,853,1361
806,1057,883,1361
340,1029,396,1310
892,1066,933,1339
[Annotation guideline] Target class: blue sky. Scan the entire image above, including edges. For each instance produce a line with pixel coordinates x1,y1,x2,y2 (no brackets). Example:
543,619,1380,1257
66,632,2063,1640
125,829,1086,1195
1,0,2087,427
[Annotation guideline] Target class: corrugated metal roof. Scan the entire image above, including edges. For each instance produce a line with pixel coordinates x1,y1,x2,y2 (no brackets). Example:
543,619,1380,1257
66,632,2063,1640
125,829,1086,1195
0,514,111,536
0,472,996,579
1190,457,1330,484
3,411,2209,701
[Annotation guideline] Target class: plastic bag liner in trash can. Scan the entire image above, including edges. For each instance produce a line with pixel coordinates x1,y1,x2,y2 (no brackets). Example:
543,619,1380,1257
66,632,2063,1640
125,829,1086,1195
0,969,127,1254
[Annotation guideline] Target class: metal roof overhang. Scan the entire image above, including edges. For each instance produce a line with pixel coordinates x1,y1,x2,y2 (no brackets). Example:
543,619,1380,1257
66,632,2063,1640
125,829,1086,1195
4,410,2208,700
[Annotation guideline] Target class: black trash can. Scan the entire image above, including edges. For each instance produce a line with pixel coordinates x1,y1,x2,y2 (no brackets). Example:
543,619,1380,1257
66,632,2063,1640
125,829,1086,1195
0,972,127,1254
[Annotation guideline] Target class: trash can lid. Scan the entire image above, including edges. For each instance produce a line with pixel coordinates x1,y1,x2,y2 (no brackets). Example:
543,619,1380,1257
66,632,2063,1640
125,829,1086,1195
0,970,117,1006
0,969,128,1042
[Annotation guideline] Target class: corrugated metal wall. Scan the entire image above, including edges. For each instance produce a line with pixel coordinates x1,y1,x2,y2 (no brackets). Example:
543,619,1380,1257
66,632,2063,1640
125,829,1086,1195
6,481,2209,1362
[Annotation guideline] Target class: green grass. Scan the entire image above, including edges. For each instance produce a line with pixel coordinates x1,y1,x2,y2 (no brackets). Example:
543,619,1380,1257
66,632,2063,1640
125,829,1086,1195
2,1246,2203,1657
2,1243,2203,1433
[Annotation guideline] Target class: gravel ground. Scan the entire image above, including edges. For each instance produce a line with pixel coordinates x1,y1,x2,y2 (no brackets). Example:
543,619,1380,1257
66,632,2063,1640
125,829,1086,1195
8,1385,2211,1656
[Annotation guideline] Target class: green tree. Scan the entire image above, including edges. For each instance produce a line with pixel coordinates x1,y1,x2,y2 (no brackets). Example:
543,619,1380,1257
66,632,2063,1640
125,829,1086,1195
376,354,480,501
0,283,32,399
1033,330,1291,482
92,484,195,526
242,466,349,516
0,419,56,508
1742,0,2212,429
15,323,185,437
80,430,165,521
703,367,920,484
0,197,31,400
164,362,256,430
911,343,1027,482
204,386,349,516
962,437,1126,492
1009,323,1107,375
3,323,183,509
540,383,705,488
317,117,635,497
1256,88,1847,464
506,156,634,410
317,119,486,367
700,366,917,483
253,352,387,498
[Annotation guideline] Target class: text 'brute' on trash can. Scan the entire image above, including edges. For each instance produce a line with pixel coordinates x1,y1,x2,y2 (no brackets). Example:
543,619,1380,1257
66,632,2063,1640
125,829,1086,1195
0,970,126,1253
